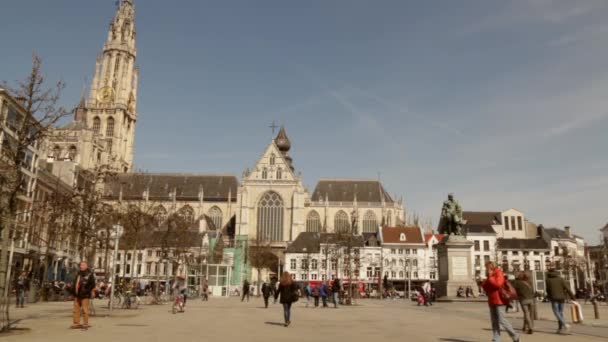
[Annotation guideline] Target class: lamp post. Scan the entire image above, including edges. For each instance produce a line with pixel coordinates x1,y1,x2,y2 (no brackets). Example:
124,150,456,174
108,224,123,315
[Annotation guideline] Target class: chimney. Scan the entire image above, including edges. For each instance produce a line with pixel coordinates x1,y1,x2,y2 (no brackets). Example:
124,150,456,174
564,226,571,238
536,224,544,239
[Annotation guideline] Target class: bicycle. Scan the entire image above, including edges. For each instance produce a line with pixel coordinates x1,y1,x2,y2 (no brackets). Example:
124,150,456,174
121,292,140,309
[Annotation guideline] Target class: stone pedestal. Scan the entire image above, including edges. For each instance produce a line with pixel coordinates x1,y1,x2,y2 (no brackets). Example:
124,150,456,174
436,235,477,299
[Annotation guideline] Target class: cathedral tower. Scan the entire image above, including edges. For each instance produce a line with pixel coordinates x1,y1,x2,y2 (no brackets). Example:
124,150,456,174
85,0,139,172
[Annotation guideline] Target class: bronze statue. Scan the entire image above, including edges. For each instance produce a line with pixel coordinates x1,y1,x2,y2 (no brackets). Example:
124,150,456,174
439,193,463,236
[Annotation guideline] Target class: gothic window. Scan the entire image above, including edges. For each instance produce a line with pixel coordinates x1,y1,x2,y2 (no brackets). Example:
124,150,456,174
114,55,121,78
334,210,349,233
179,205,194,224
261,168,268,180
362,210,378,233
269,154,275,166
387,211,393,226
256,191,284,241
208,206,223,230
106,117,115,137
52,146,61,160
276,168,282,180
92,117,101,134
154,206,167,226
306,211,321,233
68,145,77,161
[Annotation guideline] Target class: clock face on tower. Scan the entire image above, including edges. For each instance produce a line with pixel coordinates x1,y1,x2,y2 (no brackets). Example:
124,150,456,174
97,86,114,103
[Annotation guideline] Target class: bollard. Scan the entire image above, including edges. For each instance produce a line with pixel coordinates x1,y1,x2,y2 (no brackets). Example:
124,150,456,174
532,298,538,320
593,300,600,319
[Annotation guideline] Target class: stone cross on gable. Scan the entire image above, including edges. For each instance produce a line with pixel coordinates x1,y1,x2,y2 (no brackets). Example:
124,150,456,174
269,120,278,135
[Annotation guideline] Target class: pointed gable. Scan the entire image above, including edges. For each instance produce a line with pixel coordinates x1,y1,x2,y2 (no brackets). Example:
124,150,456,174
244,141,297,182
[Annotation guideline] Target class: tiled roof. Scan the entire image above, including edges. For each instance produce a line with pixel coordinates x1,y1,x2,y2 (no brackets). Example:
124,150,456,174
104,173,238,202
496,238,550,250
285,232,365,253
119,229,203,249
464,224,497,235
424,233,444,245
463,211,502,225
381,226,424,244
311,179,394,203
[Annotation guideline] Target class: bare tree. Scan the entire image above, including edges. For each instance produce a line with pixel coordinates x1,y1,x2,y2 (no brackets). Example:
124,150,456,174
0,53,69,331
248,237,278,294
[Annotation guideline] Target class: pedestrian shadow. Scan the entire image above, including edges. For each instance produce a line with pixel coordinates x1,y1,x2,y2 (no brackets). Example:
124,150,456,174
439,339,477,342
265,322,285,327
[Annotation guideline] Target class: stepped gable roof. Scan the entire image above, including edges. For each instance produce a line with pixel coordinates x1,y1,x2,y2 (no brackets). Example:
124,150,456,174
311,179,394,203
104,173,238,202
496,238,550,250
381,226,424,244
461,211,501,234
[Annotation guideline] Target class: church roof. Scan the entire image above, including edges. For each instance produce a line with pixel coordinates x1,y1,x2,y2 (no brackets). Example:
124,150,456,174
104,173,238,202
60,120,88,131
311,179,394,203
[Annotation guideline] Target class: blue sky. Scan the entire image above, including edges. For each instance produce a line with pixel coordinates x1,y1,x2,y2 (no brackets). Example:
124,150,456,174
2,0,607,242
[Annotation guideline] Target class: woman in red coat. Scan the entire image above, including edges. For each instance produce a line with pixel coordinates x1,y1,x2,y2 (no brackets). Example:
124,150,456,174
481,262,520,342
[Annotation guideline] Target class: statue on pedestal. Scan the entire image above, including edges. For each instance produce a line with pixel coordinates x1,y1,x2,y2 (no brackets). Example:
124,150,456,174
439,193,463,236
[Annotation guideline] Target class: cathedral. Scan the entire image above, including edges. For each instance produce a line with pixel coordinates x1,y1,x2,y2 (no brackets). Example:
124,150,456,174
51,1,404,287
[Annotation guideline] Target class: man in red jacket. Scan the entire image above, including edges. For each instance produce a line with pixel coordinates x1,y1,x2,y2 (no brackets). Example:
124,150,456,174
481,262,520,342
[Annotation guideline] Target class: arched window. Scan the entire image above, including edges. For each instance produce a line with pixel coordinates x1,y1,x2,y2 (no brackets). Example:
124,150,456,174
179,205,194,224
92,117,101,134
362,210,378,233
106,117,115,137
68,145,77,161
306,211,321,232
413,259,418,267
399,259,404,266
261,168,268,180
154,206,167,226
276,168,282,180
208,206,223,230
269,154,275,166
257,191,284,241
53,146,61,160
387,211,393,226
399,271,404,278
334,210,350,233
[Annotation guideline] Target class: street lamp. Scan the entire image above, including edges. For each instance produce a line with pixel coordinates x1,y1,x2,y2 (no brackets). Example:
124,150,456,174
108,224,123,315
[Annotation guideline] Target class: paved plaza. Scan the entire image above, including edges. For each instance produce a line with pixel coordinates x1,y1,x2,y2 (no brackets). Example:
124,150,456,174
4,298,608,341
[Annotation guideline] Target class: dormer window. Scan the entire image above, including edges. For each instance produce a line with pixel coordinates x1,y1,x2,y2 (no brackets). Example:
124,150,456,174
399,233,406,241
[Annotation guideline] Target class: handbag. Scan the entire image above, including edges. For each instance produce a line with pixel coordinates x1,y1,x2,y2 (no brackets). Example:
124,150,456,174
499,280,518,304
291,285,300,303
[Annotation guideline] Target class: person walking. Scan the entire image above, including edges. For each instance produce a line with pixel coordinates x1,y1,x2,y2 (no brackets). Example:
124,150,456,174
320,281,329,307
274,272,298,327
305,283,311,308
312,285,320,307
332,278,341,308
14,272,28,308
71,261,96,330
481,261,520,342
262,281,272,308
422,281,432,306
512,272,535,335
546,267,575,335
241,279,250,302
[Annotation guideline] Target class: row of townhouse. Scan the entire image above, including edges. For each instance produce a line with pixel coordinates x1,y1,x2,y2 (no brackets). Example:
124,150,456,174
283,227,444,292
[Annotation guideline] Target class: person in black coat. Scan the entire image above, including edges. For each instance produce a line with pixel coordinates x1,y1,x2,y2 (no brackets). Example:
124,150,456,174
71,261,95,329
274,272,298,327
261,281,272,308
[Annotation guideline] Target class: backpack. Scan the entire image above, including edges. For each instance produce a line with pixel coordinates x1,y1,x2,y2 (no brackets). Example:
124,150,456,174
291,284,299,303
500,280,518,304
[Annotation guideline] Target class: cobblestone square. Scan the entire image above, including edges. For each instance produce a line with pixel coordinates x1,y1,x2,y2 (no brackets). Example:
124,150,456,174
4,298,608,342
